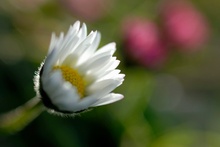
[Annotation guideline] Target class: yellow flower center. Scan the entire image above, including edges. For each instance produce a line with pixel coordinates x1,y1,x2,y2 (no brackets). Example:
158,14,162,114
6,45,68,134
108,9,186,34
53,65,85,98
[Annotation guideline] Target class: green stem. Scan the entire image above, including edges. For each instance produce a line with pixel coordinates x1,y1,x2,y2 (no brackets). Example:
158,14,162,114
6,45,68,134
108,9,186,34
0,96,45,134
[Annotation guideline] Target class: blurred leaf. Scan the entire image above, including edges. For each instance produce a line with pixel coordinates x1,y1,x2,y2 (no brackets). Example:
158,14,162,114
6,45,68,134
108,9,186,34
150,126,220,147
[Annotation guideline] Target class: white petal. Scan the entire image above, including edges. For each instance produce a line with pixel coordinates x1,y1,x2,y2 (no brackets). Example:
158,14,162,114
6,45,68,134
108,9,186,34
55,28,80,62
87,79,122,97
90,32,101,52
77,23,87,41
68,95,97,112
42,49,58,76
78,54,111,74
72,21,80,32
42,70,81,112
41,70,99,113
60,25,79,52
55,32,64,51
61,53,78,67
52,90,98,112
42,70,64,98
88,57,120,78
91,93,124,107
104,58,120,71
76,32,101,65
48,33,58,54
97,70,121,81
72,31,96,57
84,31,101,55
51,82,80,111
50,22,87,65
56,24,87,64
57,36,80,65
95,42,116,56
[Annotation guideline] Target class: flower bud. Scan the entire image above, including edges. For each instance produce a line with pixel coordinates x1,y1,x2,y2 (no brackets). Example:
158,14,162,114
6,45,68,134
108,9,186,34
122,18,167,69
160,0,209,51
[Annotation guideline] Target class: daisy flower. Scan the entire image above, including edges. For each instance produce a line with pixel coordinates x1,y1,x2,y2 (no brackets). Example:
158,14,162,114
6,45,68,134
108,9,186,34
35,21,125,114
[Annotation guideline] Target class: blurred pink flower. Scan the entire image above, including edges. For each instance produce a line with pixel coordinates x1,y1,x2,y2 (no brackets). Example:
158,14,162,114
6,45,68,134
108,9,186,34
122,18,167,69
60,0,111,22
160,0,209,51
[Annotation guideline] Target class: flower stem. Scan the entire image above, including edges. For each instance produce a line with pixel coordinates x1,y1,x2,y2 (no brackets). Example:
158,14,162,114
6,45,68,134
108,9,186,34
0,97,45,134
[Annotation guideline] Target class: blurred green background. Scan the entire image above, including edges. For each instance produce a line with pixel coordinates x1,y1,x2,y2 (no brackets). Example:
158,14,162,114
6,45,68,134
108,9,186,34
0,0,220,146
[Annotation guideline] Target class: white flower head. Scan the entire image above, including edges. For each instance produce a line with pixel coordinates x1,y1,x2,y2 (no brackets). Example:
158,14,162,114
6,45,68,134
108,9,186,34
35,21,125,115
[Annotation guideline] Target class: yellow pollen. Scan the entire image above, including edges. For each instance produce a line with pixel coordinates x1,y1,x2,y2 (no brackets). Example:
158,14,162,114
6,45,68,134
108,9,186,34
53,65,85,98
